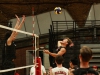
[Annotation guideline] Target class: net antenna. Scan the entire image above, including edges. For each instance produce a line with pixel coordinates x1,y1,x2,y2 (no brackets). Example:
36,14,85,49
32,7,41,75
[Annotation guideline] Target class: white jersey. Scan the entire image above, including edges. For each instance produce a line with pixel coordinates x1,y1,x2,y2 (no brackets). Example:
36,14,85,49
51,67,69,75
30,65,46,75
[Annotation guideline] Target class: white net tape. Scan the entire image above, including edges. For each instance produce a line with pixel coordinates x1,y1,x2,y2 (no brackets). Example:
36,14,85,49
0,25,38,37
0,65,34,73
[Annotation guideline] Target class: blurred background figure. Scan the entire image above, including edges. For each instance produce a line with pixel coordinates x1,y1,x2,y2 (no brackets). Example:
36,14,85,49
92,65,100,74
69,56,79,73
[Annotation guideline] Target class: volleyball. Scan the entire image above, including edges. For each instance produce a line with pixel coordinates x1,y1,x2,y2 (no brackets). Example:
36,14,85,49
54,7,62,14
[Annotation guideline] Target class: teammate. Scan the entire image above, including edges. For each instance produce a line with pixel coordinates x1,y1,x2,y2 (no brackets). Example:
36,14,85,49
50,55,69,75
70,46,99,75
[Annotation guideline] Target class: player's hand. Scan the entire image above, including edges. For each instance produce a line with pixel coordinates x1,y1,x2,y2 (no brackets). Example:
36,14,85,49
43,50,50,54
